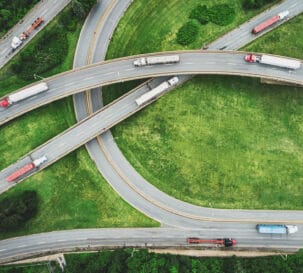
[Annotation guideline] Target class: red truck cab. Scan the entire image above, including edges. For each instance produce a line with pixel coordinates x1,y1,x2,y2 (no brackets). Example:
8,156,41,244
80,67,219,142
0,98,9,108
245,54,257,63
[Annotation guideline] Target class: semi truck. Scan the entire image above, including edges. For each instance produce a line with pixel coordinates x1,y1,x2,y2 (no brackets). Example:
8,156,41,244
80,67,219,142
133,55,180,66
256,224,298,234
0,82,49,108
187,238,236,247
11,17,44,50
245,54,301,70
135,76,179,106
252,11,289,34
6,156,48,182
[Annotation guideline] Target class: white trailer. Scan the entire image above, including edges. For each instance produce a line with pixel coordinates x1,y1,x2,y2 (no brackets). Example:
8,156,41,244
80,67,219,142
135,77,179,106
258,55,301,70
256,224,298,234
245,54,301,70
133,55,180,66
0,82,49,108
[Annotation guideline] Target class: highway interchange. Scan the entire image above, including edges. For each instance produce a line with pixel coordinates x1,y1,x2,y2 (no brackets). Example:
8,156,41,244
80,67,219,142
1,51,303,192
0,0,303,263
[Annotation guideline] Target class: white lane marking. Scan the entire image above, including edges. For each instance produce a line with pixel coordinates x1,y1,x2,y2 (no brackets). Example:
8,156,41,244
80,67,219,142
57,142,66,148
86,76,94,80
290,3,297,8
17,245,26,248
205,61,215,65
64,82,74,87
105,72,114,76
227,62,238,66
126,68,135,71
0,249,6,252
57,239,67,242
36,241,46,244
185,62,194,65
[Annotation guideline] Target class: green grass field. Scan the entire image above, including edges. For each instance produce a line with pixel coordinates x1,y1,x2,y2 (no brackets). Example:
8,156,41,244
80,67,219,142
103,2,303,209
0,0,300,241
0,6,158,240
103,0,279,104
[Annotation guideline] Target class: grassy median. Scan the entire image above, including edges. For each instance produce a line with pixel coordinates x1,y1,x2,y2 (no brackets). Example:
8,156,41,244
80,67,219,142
103,1,303,209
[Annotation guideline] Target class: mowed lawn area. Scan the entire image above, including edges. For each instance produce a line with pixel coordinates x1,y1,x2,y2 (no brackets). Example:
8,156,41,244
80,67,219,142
103,0,278,103
104,1,303,209
0,6,157,240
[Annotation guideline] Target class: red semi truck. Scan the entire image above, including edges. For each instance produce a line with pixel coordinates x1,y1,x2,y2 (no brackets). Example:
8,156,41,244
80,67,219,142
252,11,289,34
187,238,236,247
0,82,49,108
11,17,44,50
6,156,48,182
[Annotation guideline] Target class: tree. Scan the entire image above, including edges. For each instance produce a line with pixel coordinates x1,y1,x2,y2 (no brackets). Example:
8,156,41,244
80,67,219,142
176,20,200,46
208,4,235,26
189,5,209,25
71,0,86,20
71,0,97,20
0,190,39,231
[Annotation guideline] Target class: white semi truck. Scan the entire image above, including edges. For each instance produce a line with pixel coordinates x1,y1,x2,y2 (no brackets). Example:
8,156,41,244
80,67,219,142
256,224,298,234
245,54,301,70
133,55,180,66
0,82,49,108
135,77,179,106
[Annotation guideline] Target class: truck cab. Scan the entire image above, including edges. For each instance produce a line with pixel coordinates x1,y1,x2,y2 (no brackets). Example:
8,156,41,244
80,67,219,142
133,58,146,66
245,54,257,63
11,36,23,50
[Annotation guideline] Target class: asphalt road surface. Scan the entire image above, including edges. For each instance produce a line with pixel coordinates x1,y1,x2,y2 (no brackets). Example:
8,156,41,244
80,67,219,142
0,51,302,125
1,226,303,264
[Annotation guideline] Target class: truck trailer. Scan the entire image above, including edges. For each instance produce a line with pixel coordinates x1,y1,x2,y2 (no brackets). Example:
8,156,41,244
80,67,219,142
252,11,289,34
133,55,180,66
0,82,49,108
135,77,179,106
256,224,298,234
11,17,44,50
245,54,301,70
187,238,236,247
6,156,48,182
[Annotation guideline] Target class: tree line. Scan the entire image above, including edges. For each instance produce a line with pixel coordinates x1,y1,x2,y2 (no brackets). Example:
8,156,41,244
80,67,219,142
242,0,281,10
0,0,40,37
60,248,303,273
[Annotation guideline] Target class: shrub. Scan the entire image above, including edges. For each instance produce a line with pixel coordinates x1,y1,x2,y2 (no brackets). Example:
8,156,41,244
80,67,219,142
11,24,69,80
209,4,236,26
71,0,97,19
176,20,200,46
59,8,77,32
189,5,209,25
0,190,39,231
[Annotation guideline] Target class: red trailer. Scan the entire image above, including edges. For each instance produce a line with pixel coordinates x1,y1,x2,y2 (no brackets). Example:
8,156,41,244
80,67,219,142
252,11,289,34
6,156,48,182
6,163,35,182
20,17,44,40
187,238,236,247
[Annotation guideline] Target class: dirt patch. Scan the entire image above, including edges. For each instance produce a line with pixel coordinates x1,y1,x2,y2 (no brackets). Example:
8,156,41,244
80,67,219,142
149,249,286,257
